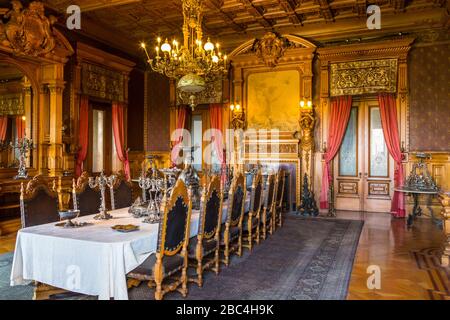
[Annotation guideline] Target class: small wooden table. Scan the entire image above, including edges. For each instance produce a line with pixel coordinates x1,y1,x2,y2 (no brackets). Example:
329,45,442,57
395,187,440,227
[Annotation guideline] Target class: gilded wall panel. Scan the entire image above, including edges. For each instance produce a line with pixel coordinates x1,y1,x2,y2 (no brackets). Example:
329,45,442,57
330,59,398,96
81,63,124,102
246,70,300,132
409,43,450,152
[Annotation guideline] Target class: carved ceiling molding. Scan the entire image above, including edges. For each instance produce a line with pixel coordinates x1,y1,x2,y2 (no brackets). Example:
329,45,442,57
229,32,316,68
317,38,415,62
0,1,73,63
230,32,316,58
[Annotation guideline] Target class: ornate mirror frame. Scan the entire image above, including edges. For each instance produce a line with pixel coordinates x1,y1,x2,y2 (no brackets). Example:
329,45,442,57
0,1,74,179
228,32,317,208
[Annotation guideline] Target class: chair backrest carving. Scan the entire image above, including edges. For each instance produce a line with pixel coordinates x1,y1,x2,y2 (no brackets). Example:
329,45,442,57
227,172,246,227
20,175,59,228
110,170,133,210
264,174,276,211
72,172,101,216
249,171,263,217
198,175,222,240
276,170,285,206
156,178,192,256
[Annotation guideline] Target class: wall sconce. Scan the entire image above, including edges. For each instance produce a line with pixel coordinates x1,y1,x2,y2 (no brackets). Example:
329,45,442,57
230,103,245,130
230,103,242,112
299,99,312,109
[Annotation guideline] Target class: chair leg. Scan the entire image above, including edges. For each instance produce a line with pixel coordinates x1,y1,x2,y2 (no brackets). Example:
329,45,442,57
247,228,253,251
181,262,188,297
196,258,203,287
255,219,260,245
154,257,163,300
224,241,230,266
214,247,220,275
154,278,163,300
127,278,141,289
238,233,243,257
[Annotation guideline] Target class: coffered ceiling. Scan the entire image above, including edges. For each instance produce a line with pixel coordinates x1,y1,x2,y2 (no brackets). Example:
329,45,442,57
34,0,450,55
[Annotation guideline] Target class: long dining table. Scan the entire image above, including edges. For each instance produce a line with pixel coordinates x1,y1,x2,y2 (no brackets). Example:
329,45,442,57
10,196,250,300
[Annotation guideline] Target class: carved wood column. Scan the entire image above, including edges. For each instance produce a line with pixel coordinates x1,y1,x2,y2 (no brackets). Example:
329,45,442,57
318,59,331,214
47,81,65,176
439,192,450,268
38,84,49,175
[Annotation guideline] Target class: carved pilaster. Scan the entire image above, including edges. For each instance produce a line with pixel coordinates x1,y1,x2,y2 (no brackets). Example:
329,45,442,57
439,192,450,268
47,80,65,177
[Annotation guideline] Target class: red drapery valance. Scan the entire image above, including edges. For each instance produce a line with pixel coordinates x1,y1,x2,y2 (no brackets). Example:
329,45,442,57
378,93,405,218
210,103,226,183
319,96,353,209
171,106,187,166
16,117,25,140
76,96,89,177
0,116,7,141
112,102,130,180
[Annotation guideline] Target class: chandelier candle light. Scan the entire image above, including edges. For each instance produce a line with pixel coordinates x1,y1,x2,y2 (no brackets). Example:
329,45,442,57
140,0,228,109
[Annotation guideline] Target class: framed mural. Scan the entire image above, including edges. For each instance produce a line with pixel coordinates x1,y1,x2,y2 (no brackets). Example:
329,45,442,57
246,70,300,132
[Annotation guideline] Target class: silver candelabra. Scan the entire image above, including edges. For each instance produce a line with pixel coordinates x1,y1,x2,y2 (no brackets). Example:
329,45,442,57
89,172,116,220
10,138,34,180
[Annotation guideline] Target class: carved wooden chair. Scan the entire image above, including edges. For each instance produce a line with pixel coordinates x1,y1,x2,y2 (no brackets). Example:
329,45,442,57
20,175,59,228
127,178,192,300
110,170,133,210
188,175,223,287
72,172,101,217
242,171,263,251
221,171,246,266
260,174,277,240
274,170,285,230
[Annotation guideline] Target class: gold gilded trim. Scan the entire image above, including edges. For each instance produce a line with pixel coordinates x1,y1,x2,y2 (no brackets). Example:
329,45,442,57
330,59,398,96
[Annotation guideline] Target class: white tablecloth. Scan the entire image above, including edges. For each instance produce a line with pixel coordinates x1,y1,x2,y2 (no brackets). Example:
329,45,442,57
10,196,250,300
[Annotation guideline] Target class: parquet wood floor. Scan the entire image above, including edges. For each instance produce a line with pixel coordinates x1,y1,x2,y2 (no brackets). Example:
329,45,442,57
0,212,448,300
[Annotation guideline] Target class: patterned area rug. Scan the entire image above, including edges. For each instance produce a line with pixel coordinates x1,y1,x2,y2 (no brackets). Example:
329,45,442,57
0,216,363,300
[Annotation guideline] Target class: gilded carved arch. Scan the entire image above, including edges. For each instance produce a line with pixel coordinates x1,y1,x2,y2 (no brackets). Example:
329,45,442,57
0,1,74,178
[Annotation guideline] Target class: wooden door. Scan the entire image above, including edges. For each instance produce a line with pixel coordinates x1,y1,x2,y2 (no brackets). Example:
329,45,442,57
334,98,394,212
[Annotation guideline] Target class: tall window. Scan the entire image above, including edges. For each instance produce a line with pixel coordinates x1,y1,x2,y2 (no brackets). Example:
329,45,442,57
89,103,112,174
189,107,221,172
92,109,105,173
339,107,358,176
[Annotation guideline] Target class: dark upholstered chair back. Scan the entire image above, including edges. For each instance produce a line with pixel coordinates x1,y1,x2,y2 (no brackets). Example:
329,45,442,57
73,172,101,216
227,172,246,227
157,178,192,255
198,175,222,240
250,172,263,216
20,176,59,228
110,171,133,210
276,170,285,205
264,174,276,210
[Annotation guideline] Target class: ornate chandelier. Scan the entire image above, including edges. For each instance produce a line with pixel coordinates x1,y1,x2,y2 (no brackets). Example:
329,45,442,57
140,0,227,97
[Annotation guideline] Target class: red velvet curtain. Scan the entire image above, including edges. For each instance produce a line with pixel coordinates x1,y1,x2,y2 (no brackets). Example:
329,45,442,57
378,93,405,218
209,103,226,183
112,101,130,180
171,106,187,166
76,96,89,177
0,116,7,141
320,96,353,209
16,117,25,140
